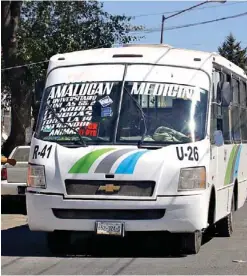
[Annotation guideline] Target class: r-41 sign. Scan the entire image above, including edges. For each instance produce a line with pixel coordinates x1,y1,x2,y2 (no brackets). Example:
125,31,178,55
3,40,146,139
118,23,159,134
32,144,53,159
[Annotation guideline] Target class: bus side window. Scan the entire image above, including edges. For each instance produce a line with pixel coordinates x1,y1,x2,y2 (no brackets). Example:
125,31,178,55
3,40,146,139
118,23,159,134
210,70,221,137
222,73,232,144
240,81,247,143
216,72,223,103
231,78,241,143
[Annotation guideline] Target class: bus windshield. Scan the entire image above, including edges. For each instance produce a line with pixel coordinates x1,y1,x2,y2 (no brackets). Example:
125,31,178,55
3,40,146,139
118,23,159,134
117,82,208,144
35,65,208,146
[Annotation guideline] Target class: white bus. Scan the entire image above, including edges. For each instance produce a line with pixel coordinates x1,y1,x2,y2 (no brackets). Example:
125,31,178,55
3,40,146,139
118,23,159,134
26,44,247,255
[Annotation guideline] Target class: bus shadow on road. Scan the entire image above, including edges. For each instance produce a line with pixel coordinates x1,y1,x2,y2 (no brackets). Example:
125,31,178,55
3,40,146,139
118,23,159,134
1,225,214,258
1,225,50,257
70,231,214,258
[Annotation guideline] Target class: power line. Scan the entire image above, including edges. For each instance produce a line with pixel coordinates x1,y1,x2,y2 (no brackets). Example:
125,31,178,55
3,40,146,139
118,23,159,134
132,1,247,18
1,45,112,71
131,11,247,34
1,60,49,72
2,12,246,71
166,11,247,31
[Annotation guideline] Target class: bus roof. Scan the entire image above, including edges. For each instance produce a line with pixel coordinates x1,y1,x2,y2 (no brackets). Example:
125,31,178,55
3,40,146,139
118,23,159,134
48,44,246,79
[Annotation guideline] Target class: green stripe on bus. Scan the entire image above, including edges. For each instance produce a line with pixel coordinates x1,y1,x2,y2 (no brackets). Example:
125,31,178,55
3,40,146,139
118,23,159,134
68,148,115,174
230,145,240,184
224,145,238,185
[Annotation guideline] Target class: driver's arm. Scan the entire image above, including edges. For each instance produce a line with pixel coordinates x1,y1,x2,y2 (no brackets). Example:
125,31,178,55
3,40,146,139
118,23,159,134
1,155,16,166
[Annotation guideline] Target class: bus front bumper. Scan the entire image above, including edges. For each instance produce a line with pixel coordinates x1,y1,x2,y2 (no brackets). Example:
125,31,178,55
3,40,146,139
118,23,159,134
26,192,208,233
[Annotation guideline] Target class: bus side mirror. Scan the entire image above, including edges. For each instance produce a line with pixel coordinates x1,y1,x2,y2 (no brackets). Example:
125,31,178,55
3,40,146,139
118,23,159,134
221,82,232,107
213,130,224,147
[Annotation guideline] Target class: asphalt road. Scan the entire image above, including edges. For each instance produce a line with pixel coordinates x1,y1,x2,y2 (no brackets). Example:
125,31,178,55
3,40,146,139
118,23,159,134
1,202,247,275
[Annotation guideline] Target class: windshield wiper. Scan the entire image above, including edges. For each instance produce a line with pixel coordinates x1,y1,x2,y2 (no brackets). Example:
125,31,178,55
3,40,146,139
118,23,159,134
123,87,147,148
45,102,87,147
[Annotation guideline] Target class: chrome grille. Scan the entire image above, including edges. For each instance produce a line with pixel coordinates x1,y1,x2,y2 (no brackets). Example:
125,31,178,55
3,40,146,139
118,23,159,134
65,180,155,197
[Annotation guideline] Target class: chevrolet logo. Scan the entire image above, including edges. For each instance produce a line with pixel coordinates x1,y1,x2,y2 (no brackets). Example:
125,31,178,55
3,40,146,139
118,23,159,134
98,184,121,193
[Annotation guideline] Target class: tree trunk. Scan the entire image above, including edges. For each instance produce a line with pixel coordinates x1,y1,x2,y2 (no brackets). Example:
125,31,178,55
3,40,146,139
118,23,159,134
1,1,32,157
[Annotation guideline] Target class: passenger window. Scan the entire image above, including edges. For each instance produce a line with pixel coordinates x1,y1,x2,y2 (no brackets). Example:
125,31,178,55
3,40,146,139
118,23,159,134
216,71,223,103
232,78,240,104
245,82,247,107
240,81,246,107
222,73,232,143
240,108,247,143
240,81,247,143
222,107,231,143
231,78,241,143
211,70,223,137
231,106,241,142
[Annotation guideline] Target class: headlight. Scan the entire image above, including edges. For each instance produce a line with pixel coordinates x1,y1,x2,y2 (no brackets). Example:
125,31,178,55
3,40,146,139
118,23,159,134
27,164,46,189
178,167,206,191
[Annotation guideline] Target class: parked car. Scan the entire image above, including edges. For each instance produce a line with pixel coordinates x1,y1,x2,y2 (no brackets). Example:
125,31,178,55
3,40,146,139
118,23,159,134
1,145,30,199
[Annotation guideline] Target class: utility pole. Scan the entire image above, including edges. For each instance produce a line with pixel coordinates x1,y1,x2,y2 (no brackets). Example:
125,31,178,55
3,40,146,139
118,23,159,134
160,15,165,44
160,0,226,44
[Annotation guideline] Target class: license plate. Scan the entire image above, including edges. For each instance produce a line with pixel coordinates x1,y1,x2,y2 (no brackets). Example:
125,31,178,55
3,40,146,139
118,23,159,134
95,221,124,237
17,186,26,195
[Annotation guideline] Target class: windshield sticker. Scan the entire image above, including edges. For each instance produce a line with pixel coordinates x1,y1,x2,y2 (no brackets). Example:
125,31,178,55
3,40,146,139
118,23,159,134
43,126,52,132
40,82,118,137
44,135,79,141
78,122,99,137
99,96,113,107
130,82,201,102
47,82,115,100
101,107,113,118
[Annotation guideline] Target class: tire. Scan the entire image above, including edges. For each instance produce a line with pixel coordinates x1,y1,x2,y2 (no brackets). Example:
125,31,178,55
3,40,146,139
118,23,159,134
46,231,71,255
215,192,234,237
181,230,202,255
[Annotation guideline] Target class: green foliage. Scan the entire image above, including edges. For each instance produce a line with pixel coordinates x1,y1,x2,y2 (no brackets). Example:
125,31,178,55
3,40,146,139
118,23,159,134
18,0,144,80
218,33,247,72
2,0,145,104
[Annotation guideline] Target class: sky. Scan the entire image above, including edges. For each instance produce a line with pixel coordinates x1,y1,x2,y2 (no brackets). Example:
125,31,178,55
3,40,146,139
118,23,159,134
102,0,247,52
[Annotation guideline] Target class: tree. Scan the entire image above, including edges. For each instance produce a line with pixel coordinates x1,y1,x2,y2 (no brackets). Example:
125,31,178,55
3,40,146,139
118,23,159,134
218,33,247,72
1,1,144,156
1,1,31,157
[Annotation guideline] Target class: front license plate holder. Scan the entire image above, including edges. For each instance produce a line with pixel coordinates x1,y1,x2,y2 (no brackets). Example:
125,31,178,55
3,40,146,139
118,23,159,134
95,221,125,237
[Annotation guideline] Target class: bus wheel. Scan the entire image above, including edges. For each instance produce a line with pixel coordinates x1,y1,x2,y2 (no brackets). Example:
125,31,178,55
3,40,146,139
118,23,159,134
215,193,234,237
181,230,202,255
46,231,71,255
